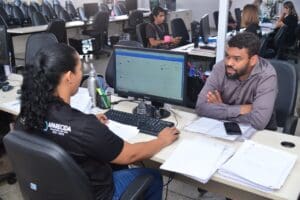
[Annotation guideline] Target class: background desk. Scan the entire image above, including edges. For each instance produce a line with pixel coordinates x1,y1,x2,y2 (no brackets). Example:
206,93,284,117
1,74,299,200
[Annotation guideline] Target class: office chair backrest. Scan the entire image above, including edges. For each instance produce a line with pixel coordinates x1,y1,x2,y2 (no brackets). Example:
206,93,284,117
47,19,67,43
65,0,77,19
3,130,95,200
0,25,10,65
58,9,72,22
100,3,110,13
31,2,40,13
53,4,63,16
77,7,87,21
171,18,189,45
0,13,7,28
105,40,143,88
93,11,109,34
0,7,9,26
25,32,58,66
12,6,26,26
31,11,48,26
27,5,38,20
273,25,287,51
213,11,218,30
41,3,56,21
128,10,143,27
4,3,12,17
136,22,148,47
269,59,298,134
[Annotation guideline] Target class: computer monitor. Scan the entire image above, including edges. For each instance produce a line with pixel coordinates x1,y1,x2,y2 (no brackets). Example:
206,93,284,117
125,0,137,11
166,0,176,11
0,25,9,82
199,14,210,44
191,21,200,48
83,3,99,19
114,46,187,118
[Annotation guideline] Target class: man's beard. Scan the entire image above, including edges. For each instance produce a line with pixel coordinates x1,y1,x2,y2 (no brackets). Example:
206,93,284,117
225,64,249,80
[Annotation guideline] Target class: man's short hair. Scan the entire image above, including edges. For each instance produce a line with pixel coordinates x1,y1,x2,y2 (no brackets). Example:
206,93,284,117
228,32,260,57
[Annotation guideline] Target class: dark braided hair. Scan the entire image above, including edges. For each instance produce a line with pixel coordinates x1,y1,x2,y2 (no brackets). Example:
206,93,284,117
19,43,78,131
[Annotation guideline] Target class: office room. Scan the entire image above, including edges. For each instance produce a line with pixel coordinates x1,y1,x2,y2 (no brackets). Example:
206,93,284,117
0,0,300,199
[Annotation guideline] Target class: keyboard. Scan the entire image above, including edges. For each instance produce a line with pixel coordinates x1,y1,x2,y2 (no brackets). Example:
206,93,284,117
200,45,216,50
105,109,174,136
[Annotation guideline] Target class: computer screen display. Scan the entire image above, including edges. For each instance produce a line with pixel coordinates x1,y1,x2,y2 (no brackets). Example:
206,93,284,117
83,3,99,19
114,46,187,106
200,14,210,44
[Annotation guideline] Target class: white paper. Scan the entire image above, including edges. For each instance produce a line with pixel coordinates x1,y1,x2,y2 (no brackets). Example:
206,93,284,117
0,100,20,113
184,117,256,141
70,87,92,114
107,120,139,141
219,140,297,192
160,139,235,183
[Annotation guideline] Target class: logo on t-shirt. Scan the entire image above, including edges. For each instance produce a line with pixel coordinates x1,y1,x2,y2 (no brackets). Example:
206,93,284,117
43,121,71,136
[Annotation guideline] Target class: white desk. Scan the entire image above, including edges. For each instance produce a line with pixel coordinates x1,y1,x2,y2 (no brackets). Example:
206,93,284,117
172,43,216,58
1,74,300,200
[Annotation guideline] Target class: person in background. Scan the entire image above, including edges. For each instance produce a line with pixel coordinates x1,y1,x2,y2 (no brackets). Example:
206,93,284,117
145,6,181,49
253,0,263,16
241,4,262,37
196,32,277,130
16,43,179,200
276,1,298,47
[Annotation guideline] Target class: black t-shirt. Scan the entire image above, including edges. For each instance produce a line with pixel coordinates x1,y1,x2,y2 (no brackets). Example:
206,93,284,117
146,22,174,49
283,14,298,46
16,102,124,200
245,23,262,38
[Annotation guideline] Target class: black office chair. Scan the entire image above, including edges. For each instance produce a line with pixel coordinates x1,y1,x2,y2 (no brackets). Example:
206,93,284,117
269,59,298,135
260,25,287,59
100,3,110,13
11,5,26,26
19,2,30,23
31,2,40,13
82,11,110,58
41,3,57,21
77,7,87,21
234,8,241,31
171,18,190,46
58,9,72,22
105,40,143,88
47,19,67,43
284,24,300,64
65,0,78,20
4,130,154,200
123,10,143,41
136,22,148,47
31,11,48,26
116,1,128,15
4,3,12,18
212,11,218,30
27,4,38,21
0,6,16,27
25,32,58,66
53,3,64,16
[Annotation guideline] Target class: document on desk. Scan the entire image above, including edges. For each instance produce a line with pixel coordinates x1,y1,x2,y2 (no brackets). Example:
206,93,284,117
0,100,20,113
70,87,92,114
218,140,297,192
107,120,139,141
160,139,235,183
184,117,256,141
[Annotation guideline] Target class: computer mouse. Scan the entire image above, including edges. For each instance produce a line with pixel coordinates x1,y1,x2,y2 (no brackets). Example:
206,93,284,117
2,85,14,92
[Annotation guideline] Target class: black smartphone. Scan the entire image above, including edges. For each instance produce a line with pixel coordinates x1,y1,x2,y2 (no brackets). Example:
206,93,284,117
224,122,242,135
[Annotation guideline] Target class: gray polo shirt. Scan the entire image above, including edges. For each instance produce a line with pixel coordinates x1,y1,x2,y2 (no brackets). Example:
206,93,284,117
195,57,277,130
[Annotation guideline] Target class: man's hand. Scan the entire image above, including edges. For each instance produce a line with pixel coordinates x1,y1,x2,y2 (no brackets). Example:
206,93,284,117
240,104,252,115
207,90,223,104
96,113,108,124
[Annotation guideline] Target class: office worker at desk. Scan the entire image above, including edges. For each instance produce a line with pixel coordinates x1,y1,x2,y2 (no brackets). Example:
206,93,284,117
15,44,179,200
241,4,262,37
146,6,181,49
196,32,277,130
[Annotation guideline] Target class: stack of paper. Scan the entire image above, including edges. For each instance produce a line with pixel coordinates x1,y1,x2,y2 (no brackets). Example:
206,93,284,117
219,140,297,192
107,120,139,141
184,117,256,141
160,139,235,183
70,87,92,114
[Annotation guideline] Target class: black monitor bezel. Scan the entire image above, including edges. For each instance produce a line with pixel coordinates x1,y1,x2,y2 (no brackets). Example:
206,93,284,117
0,25,10,66
114,45,188,107
200,13,210,44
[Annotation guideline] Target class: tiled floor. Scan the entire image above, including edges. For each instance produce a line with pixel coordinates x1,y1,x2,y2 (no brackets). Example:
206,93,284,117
2,47,300,200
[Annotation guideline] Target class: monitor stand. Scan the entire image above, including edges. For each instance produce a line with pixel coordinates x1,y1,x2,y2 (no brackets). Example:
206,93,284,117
132,100,170,119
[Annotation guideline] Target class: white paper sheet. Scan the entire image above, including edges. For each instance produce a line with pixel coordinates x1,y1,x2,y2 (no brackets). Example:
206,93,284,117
107,120,139,141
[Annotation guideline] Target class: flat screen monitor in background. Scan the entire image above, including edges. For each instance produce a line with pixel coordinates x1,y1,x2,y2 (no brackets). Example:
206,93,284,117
83,3,99,19
200,13,210,44
114,46,187,118
0,25,9,82
125,0,137,11
166,0,176,11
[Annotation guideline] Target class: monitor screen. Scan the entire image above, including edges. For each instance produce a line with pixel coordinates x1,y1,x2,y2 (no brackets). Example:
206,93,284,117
83,3,99,19
0,25,9,66
114,46,187,106
200,14,210,44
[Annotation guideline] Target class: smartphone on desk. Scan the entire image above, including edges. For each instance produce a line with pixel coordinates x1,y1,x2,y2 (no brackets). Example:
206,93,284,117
224,122,242,135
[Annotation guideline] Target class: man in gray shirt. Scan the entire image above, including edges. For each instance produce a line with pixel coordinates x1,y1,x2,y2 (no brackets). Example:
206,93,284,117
196,32,277,130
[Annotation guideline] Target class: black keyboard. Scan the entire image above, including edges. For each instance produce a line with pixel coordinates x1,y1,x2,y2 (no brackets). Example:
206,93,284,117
200,45,216,50
105,109,174,136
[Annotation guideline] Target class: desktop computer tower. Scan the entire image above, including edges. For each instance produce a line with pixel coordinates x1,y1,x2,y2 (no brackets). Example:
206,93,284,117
166,0,176,11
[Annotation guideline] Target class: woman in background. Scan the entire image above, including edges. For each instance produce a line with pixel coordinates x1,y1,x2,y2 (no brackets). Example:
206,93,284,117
242,4,262,37
276,1,298,46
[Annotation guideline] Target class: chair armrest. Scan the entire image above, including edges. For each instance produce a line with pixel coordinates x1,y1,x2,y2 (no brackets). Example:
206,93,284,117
283,116,298,135
120,174,153,200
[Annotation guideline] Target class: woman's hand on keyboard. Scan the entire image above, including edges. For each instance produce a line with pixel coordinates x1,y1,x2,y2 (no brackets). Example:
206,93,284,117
96,113,108,124
158,127,179,147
